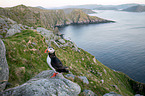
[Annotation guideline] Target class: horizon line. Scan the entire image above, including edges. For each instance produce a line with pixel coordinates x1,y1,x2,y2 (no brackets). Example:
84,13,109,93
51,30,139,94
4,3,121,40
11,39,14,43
1,3,145,8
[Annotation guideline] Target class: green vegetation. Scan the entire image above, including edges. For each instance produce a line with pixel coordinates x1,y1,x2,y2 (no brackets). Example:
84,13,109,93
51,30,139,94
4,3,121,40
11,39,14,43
1,4,144,95
52,43,134,96
3,29,145,96
0,5,106,30
3,30,49,86
0,32,7,38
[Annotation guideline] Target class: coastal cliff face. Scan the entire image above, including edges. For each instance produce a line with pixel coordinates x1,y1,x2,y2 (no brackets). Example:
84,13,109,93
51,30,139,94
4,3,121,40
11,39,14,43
0,6,145,96
0,5,112,29
66,9,107,25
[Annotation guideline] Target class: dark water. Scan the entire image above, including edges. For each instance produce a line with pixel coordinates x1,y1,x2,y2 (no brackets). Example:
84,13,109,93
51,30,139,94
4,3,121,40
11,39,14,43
59,10,145,83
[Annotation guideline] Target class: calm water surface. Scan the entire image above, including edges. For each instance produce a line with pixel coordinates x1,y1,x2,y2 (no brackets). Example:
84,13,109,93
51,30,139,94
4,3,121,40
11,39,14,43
59,10,145,83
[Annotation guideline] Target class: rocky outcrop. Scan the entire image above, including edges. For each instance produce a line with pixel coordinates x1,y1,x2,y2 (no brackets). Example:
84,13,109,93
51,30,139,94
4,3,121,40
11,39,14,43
0,16,25,38
83,90,97,96
78,76,89,84
37,27,54,38
56,9,113,27
0,70,81,96
65,74,89,84
0,39,9,91
65,74,75,79
36,27,80,52
0,16,10,38
6,24,24,37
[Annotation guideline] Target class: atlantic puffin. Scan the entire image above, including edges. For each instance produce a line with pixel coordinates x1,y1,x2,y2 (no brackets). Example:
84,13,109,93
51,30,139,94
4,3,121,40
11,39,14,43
45,47,69,78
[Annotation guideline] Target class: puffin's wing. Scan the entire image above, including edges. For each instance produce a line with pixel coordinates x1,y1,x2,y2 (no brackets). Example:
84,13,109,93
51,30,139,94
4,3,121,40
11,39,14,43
55,57,63,67
50,55,69,73
51,56,63,68
54,57,69,73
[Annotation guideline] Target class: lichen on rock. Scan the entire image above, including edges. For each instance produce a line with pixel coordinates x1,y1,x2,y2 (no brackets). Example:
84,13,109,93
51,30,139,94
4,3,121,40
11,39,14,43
0,70,81,96
0,39,9,91
83,90,97,96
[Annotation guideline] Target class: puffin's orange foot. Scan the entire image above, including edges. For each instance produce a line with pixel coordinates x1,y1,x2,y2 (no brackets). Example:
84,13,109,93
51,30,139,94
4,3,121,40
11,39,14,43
51,73,58,78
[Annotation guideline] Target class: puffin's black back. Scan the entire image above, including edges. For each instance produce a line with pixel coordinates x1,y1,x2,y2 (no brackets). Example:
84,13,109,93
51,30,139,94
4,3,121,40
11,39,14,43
49,52,69,73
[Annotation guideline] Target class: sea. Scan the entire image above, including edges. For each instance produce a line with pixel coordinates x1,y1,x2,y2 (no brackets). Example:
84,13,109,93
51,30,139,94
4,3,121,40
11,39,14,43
59,10,145,83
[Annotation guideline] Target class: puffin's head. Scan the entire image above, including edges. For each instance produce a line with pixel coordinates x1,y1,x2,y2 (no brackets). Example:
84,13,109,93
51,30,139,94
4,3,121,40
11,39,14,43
45,47,55,54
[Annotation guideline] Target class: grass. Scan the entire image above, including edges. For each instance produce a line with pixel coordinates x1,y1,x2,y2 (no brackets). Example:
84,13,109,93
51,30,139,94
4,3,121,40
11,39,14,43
3,30,49,87
0,32,7,38
51,43,136,96
3,29,145,96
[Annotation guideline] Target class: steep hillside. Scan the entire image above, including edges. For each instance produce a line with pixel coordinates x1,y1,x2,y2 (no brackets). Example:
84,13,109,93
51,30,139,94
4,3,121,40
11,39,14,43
1,21,145,95
1,5,145,96
66,9,103,24
0,5,40,28
122,5,145,12
0,5,112,29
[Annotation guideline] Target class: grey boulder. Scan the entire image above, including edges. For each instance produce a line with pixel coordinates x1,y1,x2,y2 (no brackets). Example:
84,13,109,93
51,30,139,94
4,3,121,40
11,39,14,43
0,39,9,91
78,76,89,84
65,74,75,79
83,90,97,96
58,39,65,44
1,70,81,96
6,24,22,37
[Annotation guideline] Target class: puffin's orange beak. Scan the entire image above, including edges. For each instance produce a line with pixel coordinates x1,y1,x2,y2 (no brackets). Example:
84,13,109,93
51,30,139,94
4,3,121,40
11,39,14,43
45,49,49,53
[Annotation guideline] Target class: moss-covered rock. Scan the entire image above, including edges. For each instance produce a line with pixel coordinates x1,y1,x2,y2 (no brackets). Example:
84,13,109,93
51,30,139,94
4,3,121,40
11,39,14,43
0,70,81,96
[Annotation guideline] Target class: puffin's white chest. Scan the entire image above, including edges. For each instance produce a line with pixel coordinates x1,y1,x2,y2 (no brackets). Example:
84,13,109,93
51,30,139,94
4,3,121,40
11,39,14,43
46,55,56,72
47,55,51,66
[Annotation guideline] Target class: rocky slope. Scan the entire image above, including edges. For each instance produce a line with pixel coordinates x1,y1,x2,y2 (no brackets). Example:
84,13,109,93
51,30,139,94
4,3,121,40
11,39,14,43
122,5,145,12
0,5,113,29
0,16,145,96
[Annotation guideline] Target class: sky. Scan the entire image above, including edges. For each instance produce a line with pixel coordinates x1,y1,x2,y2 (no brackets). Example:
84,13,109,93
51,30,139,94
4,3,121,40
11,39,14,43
0,0,145,8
